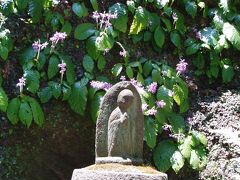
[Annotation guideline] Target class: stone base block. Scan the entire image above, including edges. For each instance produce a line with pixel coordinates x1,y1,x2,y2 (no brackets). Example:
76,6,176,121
71,163,168,180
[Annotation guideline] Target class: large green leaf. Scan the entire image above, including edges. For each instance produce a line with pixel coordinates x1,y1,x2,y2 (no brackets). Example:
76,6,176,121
15,0,28,10
170,150,185,173
157,86,173,112
24,70,40,94
173,84,185,106
28,97,44,126
111,63,123,77
129,6,149,35
223,23,240,50
68,82,88,115
61,21,72,35
144,117,157,149
90,0,99,10
86,36,100,60
190,150,200,170
97,55,106,71
200,27,219,47
154,26,165,48
109,3,128,33
170,31,181,48
0,87,8,112
72,3,84,18
19,101,32,128
28,0,44,23
0,45,8,61
143,61,153,77
38,87,53,103
74,23,96,40
222,63,234,83
7,98,20,125
20,47,35,65
48,55,60,79
95,32,114,51
154,140,177,172
179,135,193,159
168,114,186,134
83,55,94,73
48,81,61,99
185,1,197,18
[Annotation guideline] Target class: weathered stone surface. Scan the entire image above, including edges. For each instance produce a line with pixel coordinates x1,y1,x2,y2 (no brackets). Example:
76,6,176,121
95,81,144,165
71,164,168,180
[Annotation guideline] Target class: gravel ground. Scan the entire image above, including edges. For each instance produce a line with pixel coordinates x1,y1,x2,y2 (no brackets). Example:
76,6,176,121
188,89,240,180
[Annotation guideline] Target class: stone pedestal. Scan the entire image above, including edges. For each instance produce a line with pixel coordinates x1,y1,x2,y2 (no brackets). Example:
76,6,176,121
71,163,168,180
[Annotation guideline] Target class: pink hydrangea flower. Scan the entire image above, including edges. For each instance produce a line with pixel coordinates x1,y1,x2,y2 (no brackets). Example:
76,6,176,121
146,107,157,116
176,59,188,74
90,81,112,91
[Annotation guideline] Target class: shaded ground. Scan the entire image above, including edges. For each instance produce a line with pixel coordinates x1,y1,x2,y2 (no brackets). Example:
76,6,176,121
188,88,240,180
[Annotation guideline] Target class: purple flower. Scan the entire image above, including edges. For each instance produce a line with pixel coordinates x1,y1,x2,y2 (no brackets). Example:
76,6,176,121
50,32,67,49
195,31,202,39
32,41,41,52
142,103,148,112
172,12,178,21
16,76,26,93
176,59,188,74
156,100,166,108
120,76,126,81
130,78,145,95
92,11,117,30
58,61,67,75
147,82,158,94
146,107,157,116
90,81,112,91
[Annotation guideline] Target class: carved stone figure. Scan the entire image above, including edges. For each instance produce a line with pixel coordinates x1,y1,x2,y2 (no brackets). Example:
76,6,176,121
95,81,144,165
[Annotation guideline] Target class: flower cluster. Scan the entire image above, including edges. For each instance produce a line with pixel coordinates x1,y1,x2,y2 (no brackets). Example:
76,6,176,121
92,11,117,30
90,81,112,91
32,40,48,52
142,103,148,112
50,32,67,49
145,107,157,116
147,82,158,94
156,100,166,108
120,76,126,81
16,76,26,94
58,61,66,83
176,58,188,75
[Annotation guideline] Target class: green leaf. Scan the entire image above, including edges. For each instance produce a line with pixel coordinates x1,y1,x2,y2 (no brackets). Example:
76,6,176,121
111,63,123,77
97,55,106,71
185,1,197,18
173,84,184,106
185,43,200,55
72,3,84,18
90,0,99,10
174,11,186,35
38,87,53,103
161,17,172,32
109,3,128,33
86,36,100,60
223,23,240,50
19,101,32,128
143,61,153,77
7,98,20,125
168,113,186,134
0,46,8,60
222,64,234,83
126,66,134,78
129,6,149,35
90,91,104,122
24,70,40,94
192,131,207,146
83,55,94,73
20,47,35,65
48,55,60,79
157,86,173,112
74,23,96,40
15,0,28,10
48,81,61,99
62,83,72,101
170,31,181,48
61,21,72,35
143,31,152,42
68,82,88,115
170,150,185,173
154,140,177,172
95,32,114,51
144,117,157,149
154,26,165,48
28,0,43,23
190,150,200,170
152,69,161,83
200,27,219,47
179,136,193,159
28,97,44,126
0,87,8,112
61,55,75,85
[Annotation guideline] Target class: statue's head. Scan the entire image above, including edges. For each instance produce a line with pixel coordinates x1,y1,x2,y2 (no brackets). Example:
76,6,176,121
117,89,134,110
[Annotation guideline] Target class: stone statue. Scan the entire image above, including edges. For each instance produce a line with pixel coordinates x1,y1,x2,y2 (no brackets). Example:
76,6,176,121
95,81,144,165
